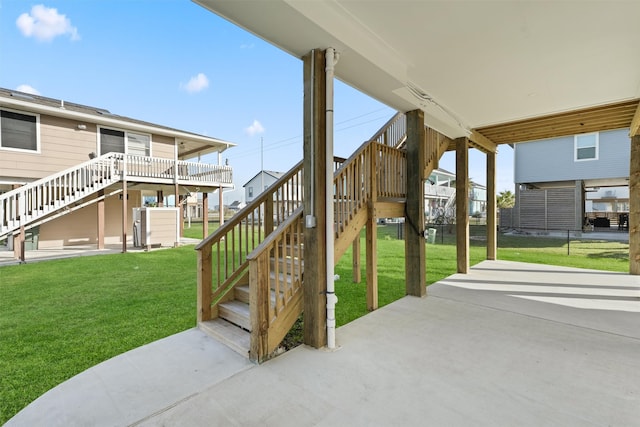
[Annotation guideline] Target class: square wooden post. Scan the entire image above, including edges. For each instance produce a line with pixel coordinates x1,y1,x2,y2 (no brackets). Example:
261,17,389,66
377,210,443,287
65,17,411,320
366,147,378,310
486,150,497,260
121,180,128,253
630,135,640,275
202,191,209,238
456,138,470,273
302,49,327,348
97,189,105,249
352,236,361,283
405,109,426,297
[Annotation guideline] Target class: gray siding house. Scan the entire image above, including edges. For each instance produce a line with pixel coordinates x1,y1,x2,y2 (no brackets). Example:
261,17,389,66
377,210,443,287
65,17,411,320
509,128,630,231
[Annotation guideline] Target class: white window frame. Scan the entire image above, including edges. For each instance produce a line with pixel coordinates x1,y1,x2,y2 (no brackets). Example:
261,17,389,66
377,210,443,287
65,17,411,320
98,126,152,157
574,133,599,162
0,108,41,154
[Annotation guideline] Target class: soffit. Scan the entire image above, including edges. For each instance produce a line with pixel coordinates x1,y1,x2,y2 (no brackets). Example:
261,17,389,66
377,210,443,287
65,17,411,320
195,0,640,141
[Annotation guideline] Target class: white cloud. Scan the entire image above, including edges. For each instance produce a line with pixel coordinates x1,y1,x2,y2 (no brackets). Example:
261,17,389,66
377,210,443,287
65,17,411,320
15,85,40,95
240,43,255,49
16,5,80,42
181,73,209,93
245,120,265,136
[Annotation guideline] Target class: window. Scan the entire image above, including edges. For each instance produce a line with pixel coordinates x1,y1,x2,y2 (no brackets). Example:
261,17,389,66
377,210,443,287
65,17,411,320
0,109,39,152
248,187,253,198
99,128,151,156
100,128,125,154
575,133,598,161
127,132,150,156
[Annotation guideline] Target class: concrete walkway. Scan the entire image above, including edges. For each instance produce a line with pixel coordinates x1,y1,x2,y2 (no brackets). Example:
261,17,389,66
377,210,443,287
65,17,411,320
6,260,640,426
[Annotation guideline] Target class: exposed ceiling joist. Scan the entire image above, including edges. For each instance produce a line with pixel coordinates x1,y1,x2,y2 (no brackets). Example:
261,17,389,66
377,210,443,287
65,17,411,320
474,99,640,145
630,103,640,137
468,131,497,154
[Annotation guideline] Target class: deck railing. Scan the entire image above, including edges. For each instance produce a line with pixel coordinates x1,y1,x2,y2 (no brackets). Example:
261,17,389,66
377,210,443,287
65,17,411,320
370,112,407,148
0,152,233,240
247,207,305,360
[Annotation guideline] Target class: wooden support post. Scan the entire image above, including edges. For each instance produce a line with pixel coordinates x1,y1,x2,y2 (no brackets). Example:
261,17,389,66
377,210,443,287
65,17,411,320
456,138,470,273
366,201,378,310
156,190,164,207
14,226,25,262
121,180,128,253
97,189,105,249
197,244,212,322
302,49,327,348
202,192,209,238
405,109,426,297
352,236,361,283
630,135,640,275
486,150,497,260
218,186,224,227
175,184,184,239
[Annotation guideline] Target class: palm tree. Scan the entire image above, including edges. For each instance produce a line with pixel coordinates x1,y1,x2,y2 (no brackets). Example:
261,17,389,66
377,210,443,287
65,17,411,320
497,190,515,209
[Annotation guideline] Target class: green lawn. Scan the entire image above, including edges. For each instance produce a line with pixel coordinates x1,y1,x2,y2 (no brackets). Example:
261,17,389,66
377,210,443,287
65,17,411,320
0,225,630,423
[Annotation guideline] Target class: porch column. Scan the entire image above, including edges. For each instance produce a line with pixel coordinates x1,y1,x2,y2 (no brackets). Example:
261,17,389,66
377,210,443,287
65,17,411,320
175,183,184,239
121,180,128,253
97,189,105,249
486,150,497,260
302,49,327,348
366,148,378,309
630,135,640,275
156,190,164,207
405,109,426,297
12,184,25,262
202,192,209,238
456,138,470,273
219,186,224,227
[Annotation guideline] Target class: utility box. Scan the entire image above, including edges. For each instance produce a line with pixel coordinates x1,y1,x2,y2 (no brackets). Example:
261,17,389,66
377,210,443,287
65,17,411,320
426,228,437,244
133,207,180,249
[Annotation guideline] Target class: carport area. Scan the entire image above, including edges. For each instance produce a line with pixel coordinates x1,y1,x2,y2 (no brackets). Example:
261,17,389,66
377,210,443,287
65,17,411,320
8,260,639,426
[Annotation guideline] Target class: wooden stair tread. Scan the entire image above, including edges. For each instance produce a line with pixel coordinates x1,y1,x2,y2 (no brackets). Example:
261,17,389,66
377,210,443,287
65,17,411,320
199,319,249,358
219,300,251,331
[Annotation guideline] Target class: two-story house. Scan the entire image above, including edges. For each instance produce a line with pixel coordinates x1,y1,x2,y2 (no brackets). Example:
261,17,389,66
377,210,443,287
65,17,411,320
0,88,235,258
509,128,630,231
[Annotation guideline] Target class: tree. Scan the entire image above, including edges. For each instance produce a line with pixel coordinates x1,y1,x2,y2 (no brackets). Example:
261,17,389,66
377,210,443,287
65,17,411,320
497,190,515,209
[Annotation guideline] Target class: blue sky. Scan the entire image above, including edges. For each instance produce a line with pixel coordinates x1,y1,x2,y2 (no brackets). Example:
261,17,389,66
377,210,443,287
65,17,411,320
0,1,514,203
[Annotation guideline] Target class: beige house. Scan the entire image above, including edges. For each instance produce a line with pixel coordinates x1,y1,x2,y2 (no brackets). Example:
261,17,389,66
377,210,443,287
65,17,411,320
0,88,234,259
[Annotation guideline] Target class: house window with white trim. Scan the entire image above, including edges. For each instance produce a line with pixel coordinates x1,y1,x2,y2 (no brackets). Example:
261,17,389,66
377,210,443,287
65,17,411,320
0,109,40,152
99,127,151,156
575,133,598,161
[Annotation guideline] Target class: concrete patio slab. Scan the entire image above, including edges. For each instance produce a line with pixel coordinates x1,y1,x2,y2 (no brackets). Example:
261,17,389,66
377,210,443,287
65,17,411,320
6,260,640,426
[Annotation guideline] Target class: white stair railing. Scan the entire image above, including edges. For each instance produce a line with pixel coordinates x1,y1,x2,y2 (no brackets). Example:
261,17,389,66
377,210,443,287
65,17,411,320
0,153,120,240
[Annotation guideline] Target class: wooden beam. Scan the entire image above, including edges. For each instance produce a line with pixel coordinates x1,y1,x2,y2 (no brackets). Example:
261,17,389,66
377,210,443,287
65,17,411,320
469,130,497,153
366,201,378,311
202,191,209,238
630,135,640,275
302,49,327,348
630,102,640,137
456,137,469,273
486,151,497,260
352,236,361,284
97,190,105,249
121,180,127,253
405,109,426,297
475,99,639,145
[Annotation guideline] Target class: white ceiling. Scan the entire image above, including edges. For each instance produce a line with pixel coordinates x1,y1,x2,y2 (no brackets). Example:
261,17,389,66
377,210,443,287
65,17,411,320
195,0,640,139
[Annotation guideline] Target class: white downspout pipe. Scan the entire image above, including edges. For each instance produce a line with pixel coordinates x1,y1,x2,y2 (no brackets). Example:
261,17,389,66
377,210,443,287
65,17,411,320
325,47,339,349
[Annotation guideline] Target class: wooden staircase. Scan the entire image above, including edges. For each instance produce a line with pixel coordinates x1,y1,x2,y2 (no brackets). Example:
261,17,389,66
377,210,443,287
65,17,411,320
196,112,452,362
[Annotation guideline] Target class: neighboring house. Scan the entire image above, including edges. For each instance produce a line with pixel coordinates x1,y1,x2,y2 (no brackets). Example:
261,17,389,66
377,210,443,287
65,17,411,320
508,128,630,231
0,88,235,255
243,170,285,202
425,168,486,223
228,200,246,212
